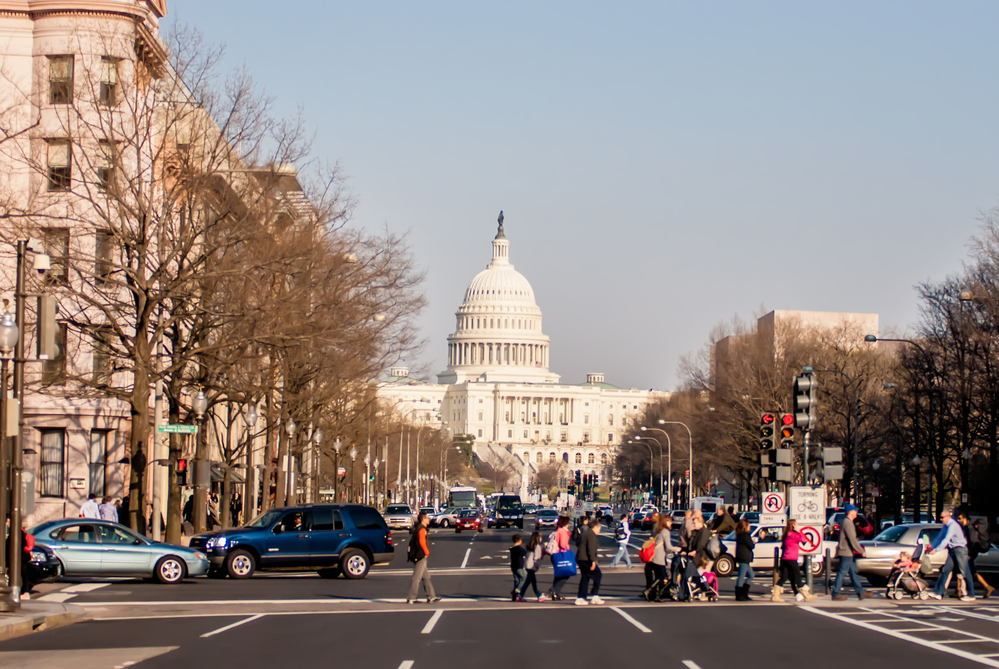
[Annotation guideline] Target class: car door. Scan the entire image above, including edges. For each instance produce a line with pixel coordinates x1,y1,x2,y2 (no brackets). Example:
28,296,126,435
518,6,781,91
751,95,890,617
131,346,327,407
48,523,104,574
309,508,347,567
263,510,311,567
98,524,153,574
753,526,784,569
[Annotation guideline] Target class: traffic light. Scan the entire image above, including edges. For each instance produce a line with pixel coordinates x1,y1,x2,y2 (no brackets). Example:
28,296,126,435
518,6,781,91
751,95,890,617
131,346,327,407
760,412,775,450
593,473,599,487
176,458,188,485
759,450,773,481
822,447,844,481
779,413,795,447
575,470,581,485
793,374,818,430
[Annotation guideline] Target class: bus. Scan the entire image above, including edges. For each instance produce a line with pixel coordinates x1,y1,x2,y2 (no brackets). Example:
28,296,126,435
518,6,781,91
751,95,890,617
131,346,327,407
448,486,478,509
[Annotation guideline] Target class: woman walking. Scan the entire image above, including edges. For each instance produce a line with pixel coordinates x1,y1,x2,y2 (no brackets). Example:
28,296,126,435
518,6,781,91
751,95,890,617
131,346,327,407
734,519,755,601
525,532,548,601
651,514,679,599
772,519,817,602
547,516,574,601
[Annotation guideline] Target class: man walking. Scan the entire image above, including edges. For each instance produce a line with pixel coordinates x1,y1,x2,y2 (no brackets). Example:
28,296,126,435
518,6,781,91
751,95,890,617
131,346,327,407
99,497,118,522
959,511,995,598
928,509,976,602
407,513,441,604
831,504,872,601
79,495,100,520
609,512,632,568
575,518,604,606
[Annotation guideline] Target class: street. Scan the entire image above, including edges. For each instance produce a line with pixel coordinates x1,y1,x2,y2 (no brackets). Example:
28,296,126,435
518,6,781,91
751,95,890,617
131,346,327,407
4,527,999,668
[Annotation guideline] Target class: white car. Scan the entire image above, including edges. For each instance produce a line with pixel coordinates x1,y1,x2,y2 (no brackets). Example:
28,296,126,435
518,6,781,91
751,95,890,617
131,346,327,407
383,504,416,530
716,524,836,577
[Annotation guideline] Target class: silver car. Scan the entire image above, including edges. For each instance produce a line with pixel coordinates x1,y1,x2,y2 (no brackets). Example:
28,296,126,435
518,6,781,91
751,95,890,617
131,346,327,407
383,504,416,530
433,507,461,528
856,523,945,586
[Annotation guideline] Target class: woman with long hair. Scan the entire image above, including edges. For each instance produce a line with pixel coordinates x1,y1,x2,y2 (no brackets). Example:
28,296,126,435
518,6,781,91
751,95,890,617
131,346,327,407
734,519,755,601
547,515,574,601
525,531,547,601
772,519,817,602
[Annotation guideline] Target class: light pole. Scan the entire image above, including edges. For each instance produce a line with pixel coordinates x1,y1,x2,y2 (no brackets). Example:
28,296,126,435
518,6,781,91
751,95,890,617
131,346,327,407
242,404,258,518
627,439,655,500
912,453,922,523
349,445,358,502
658,420,693,508
310,427,323,503
373,458,380,507
191,389,209,533
284,418,297,507
0,307,19,612
872,459,881,529
333,438,342,502
635,434,663,503
364,453,371,504
641,426,672,506
962,447,972,512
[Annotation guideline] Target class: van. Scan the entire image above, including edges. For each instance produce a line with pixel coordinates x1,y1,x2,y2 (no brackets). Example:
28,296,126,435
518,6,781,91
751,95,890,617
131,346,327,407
692,496,725,517
493,494,524,529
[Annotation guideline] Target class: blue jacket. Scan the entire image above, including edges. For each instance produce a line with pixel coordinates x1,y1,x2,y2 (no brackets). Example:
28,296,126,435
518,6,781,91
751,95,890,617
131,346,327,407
931,518,967,552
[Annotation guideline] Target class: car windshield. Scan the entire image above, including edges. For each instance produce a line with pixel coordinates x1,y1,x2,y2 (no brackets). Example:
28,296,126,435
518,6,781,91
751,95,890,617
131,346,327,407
459,510,477,518
386,505,412,514
246,509,283,528
539,510,558,518
497,497,521,511
874,525,909,543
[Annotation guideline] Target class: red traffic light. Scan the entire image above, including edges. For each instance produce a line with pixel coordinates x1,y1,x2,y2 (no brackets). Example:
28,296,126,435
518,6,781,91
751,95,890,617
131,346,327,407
177,458,188,472
781,414,794,426
761,413,775,425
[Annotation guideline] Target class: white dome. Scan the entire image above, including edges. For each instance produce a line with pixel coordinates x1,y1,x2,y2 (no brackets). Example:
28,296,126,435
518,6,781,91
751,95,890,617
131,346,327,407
463,266,536,307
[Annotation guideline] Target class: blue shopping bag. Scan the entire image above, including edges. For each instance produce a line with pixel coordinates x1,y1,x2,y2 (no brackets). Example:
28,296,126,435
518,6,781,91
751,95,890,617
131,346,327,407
551,550,578,578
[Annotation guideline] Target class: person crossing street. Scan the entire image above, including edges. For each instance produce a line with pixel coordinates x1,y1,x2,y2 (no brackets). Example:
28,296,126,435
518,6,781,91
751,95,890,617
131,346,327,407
831,504,872,601
609,513,632,568
406,513,441,604
574,517,604,606
928,509,977,602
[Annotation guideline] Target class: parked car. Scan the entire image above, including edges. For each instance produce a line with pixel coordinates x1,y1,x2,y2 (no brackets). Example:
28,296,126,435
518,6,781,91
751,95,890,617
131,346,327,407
717,524,835,578
455,509,484,533
535,508,560,531
825,512,877,540
855,523,945,586
190,504,393,580
31,519,210,584
383,504,417,530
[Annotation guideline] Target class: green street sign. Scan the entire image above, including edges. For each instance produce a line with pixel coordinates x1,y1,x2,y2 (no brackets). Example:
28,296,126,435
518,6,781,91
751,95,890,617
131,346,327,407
157,424,198,434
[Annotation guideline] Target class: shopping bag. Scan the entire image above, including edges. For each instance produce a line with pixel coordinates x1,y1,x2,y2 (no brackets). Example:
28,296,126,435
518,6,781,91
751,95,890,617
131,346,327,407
551,550,578,578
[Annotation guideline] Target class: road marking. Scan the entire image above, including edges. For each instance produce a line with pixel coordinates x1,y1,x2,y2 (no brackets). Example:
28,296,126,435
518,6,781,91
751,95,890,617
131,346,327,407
36,593,76,602
611,606,651,633
802,607,999,668
938,606,999,623
398,662,414,669
422,610,443,634
200,614,265,638
460,549,471,569
63,583,111,593
682,661,703,669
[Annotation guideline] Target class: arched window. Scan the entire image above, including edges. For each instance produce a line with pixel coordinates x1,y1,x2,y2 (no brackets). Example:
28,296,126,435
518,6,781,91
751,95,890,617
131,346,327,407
601,453,608,465
490,318,494,328
505,319,509,328
549,452,556,464
536,452,543,464
587,453,595,464
574,453,582,464
523,452,529,461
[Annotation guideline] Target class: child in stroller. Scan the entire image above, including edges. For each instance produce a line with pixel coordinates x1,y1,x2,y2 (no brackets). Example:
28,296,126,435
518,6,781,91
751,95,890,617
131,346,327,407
886,546,930,600
692,555,719,601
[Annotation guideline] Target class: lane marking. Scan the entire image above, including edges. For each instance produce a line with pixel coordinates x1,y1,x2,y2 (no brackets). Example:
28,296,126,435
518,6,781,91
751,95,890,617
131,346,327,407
200,614,265,638
63,583,111,593
682,662,703,669
422,609,443,634
399,662,414,669
36,593,76,603
460,549,471,569
611,606,651,633
801,607,999,668
938,606,999,624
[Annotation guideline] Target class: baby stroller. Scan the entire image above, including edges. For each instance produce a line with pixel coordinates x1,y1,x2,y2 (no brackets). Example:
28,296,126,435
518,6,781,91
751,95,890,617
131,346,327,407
688,565,719,602
885,543,931,600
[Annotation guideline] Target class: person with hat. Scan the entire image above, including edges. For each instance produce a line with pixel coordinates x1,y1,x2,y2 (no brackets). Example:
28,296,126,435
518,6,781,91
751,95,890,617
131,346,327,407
831,504,872,601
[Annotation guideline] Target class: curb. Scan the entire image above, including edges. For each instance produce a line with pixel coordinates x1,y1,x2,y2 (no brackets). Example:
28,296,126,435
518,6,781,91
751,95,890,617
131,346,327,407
0,601,88,641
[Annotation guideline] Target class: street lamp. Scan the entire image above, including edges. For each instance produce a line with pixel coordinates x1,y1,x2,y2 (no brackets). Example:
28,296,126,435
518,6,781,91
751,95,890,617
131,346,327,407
191,388,209,534
284,418,297,507
628,439,655,498
912,453,922,523
242,403,258,517
635,434,663,503
962,448,972,510
333,438,342,501
364,452,371,504
641,426,672,506
349,445,358,502
373,458,380,507
0,307,18,611
658,420,694,508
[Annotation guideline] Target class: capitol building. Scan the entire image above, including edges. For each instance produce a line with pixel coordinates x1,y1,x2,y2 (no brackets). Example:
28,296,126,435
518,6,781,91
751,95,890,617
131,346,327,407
379,216,666,489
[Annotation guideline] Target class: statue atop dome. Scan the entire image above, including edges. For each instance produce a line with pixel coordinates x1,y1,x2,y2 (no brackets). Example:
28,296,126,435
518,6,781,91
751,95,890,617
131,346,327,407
496,210,506,239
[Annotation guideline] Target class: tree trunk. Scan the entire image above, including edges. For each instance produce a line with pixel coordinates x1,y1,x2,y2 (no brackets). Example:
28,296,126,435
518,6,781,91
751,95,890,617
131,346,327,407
166,429,184,545
222,467,233,529
128,363,151,535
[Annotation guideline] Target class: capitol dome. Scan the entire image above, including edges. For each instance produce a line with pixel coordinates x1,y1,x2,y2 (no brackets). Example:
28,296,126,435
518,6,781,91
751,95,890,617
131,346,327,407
437,217,559,385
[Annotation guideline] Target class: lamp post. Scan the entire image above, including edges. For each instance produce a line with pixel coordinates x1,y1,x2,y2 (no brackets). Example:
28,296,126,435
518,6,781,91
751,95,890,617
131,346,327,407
333,438,342,501
349,445,358,502
283,418,297,507
872,459,881,529
627,439,655,500
242,404,258,518
373,458,380,507
658,420,693,508
635,434,663,503
0,307,19,612
191,389,209,534
962,447,972,512
912,453,922,523
364,453,371,505
311,428,324,503
641,426,672,506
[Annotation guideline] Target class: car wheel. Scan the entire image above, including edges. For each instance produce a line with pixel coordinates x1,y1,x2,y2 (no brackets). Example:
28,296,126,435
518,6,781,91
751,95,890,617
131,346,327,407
714,555,735,577
810,559,825,577
440,519,450,528
318,567,341,579
154,555,186,584
226,549,256,579
207,566,227,579
340,548,370,580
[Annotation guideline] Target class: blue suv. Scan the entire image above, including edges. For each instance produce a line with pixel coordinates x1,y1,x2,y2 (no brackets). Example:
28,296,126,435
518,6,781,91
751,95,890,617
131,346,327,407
190,504,393,580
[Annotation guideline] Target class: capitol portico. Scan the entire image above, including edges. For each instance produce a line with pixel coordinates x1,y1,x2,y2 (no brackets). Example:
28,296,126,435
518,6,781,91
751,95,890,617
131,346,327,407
379,216,666,488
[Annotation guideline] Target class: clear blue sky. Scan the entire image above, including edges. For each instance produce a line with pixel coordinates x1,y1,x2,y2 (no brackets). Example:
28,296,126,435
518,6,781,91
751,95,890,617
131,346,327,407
166,1,999,391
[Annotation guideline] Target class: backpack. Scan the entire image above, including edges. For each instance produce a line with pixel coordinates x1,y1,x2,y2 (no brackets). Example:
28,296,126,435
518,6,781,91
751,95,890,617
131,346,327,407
407,528,424,563
973,519,991,553
639,538,655,563
571,525,582,545
545,531,560,555
614,524,624,541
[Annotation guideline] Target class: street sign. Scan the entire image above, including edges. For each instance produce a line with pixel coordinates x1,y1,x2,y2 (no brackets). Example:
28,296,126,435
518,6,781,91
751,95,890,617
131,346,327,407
574,499,583,509
337,467,347,476
760,513,787,526
762,492,785,515
799,525,823,555
789,486,824,526
157,424,198,434
583,502,594,512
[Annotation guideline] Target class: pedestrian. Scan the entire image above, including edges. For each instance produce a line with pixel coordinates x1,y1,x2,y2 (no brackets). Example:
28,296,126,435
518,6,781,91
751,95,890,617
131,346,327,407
572,516,589,547
406,512,441,604
679,509,693,551
831,504,872,601
575,515,604,606
711,505,737,536
609,512,632,568
525,531,548,601
687,515,711,564
651,514,679,591
99,496,118,523
510,534,528,602
958,511,995,598
734,519,755,601
79,494,100,519
928,508,976,602
772,519,817,602
547,515,574,601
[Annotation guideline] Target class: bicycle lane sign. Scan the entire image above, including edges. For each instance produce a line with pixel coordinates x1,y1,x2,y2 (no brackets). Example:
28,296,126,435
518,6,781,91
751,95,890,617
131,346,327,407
789,486,825,526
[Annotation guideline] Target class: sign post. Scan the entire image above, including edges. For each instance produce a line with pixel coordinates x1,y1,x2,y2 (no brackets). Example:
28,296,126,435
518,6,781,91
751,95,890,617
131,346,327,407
760,491,786,526
157,424,198,435
790,485,826,591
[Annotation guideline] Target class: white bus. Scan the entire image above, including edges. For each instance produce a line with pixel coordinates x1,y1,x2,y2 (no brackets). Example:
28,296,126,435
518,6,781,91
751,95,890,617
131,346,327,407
448,486,478,509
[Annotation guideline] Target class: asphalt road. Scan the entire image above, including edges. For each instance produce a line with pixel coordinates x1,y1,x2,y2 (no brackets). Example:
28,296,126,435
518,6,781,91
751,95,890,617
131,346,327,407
6,524,999,668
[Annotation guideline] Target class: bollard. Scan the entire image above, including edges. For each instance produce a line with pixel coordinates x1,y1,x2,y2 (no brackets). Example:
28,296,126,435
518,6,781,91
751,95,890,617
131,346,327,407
773,547,780,588
804,555,813,592
824,548,832,595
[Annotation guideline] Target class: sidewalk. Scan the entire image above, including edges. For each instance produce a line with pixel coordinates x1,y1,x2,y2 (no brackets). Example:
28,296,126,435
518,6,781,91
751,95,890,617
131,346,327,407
0,601,87,641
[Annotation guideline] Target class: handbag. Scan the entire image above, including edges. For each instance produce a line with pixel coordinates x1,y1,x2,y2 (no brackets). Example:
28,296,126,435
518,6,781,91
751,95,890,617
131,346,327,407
639,538,655,563
706,535,722,560
545,532,560,555
551,550,578,578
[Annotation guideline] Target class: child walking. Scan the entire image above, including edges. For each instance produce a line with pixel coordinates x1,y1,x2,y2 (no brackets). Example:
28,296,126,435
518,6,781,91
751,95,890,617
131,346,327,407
524,532,548,601
510,534,528,602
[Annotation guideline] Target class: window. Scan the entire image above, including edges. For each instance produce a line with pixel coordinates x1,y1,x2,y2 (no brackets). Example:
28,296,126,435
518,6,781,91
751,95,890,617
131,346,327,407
311,508,344,531
601,453,608,465
560,429,568,442
46,141,72,191
48,55,73,104
93,330,111,385
43,228,69,282
505,411,510,422
95,230,113,278
536,452,543,464
477,429,483,437
608,414,614,426
549,452,556,464
523,451,529,461
574,453,582,464
99,525,138,544
587,453,595,464
97,141,117,192
55,524,97,543
88,430,108,498
41,324,67,384
39,428,65,497
607,434,614,443
478,411,483,421
523,429,528,438
99,57,118,105
508,429,513,438
584,413,589,425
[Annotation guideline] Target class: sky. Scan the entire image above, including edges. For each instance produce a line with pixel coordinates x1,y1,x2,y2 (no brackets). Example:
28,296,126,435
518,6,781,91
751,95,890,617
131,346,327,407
165,1,999,391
